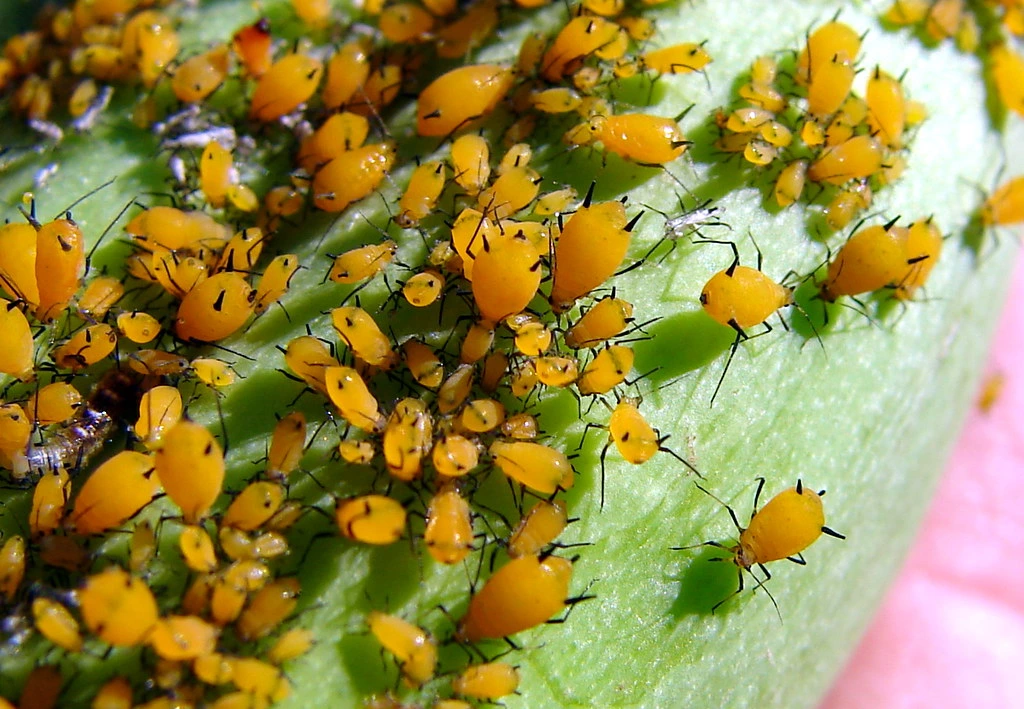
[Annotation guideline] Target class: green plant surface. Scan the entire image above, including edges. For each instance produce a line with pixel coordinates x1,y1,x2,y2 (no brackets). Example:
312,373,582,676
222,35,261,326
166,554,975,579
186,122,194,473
0,0,1021,707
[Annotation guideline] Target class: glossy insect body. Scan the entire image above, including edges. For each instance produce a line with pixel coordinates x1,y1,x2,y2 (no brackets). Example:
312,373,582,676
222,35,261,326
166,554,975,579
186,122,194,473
471,230,543,323
819,221,908,301
508,499,568,558
583,113,689,165
701,265,792,331
324,366,385,433
382,397,433,481
452,662,520,700
489,441,574,494
686,479,845,611
313,142,397,212
34,216,86,322
249,53,324,121
68,451,158,535
174,271,255,343
424,482,473,564
154,420,225,524
981,176,1024,226
79,567,159,646
565,297,634,348
397,161,446,227
0,298,33,381
331,306,398,369
267,412,306,481
451,134,491,195
328,241,397,284
417,64,514,137
53,324,118,370
456,554,575,642
576,345,634,396
368,611,438,687
336,495,406,544
550,191,635,312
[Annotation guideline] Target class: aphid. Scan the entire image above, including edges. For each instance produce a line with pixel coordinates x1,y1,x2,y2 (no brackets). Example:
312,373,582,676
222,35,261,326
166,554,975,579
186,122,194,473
154,420,225,524
53,324,118,370
513,321,551,356
78,275,124,319
33,214,86,322
641,42,713,75
565,297,634,348
991,43,1024,116
437,364,475,414
866,66,906,148
268,628,315,664
0,535,26,601
223,481,286,531
416,64,515,137
500,412,538,440
32,597,83,652
174,271,255,343
806,52,855,118
26,382,83,425
598,397,701,506
192,357,238,388
461,398,506,434
297,112,371,173
402,339,444,389
79,566,159,646
477,166,542,219
455,554,577,642
31,468,71,538
818,219,908,302
0,222,40,305
681,479,845,611
134,386,183,449
378,3,435,43
452,662,521,700
368,611,438,687
824,182,872,231
313,142,397,212
568,113,689,165
148,615,219,661
324,365,386,432
489,441,574,494
128,349,190,377
0,299,33,381
236,577,301,641
12,370,143,481
980,176,1024,226
172,45,231,103
254,254,300,314
549,187,637,312
807,135,883,185
293,0,332,26
398,161,447,227
774,160,809,208
331,305,398,369
432,434,480,477
576,345,634,396
460,321,495,364
531,87,582,114
424,481,474,564
116,311,161,344
217,228,266,274
267,412,306,481
382,397,433,481
91,677,133,709
328,241,397,285
535,187,578,215
435,0,499,57
200,141,235,208
403,269,444,308
228,657,291,702
249,53,324,122
122,10,181,88
508,499,568,558
339,438,375,464
336,495,406,545
540,16,622,82
534,356,579,387
67,451,158,535
895,218,943,300
471,230,543,323
179,525,218,573
451,134,491,195
796,20,861,87
322,40,371,110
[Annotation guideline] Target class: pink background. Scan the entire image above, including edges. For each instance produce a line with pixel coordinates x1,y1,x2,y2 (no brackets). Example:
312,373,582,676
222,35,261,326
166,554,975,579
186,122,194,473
823,253,1024,708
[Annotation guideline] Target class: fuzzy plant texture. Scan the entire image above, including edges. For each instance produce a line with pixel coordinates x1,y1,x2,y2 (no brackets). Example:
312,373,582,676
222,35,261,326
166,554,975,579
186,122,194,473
0,0,1022,708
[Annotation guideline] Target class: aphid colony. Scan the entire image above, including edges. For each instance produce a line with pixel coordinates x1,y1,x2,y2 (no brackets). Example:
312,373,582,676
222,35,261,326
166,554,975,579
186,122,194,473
880,0,1024,117
0,0,1021,706
713,20,927,231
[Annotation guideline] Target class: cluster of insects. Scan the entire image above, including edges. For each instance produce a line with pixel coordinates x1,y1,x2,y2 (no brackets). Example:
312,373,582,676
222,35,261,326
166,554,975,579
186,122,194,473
0,0,1022,707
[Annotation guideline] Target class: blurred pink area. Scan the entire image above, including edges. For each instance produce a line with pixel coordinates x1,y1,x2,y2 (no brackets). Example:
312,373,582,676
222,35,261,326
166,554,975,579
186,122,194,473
822,252,1024,708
